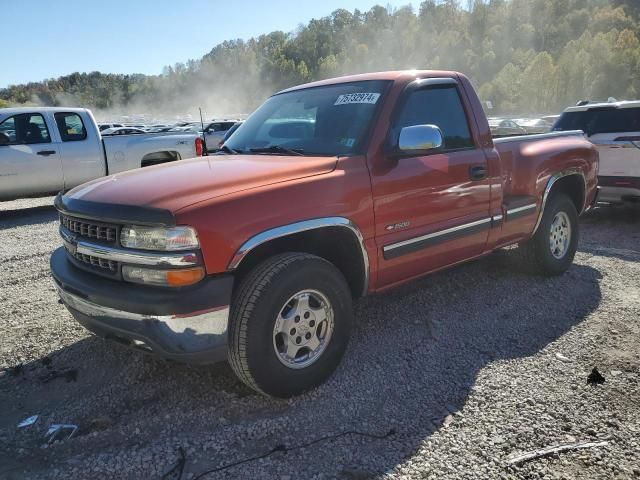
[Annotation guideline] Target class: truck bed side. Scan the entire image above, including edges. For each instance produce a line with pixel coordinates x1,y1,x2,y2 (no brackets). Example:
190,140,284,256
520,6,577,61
491,132,598,246
102,133,198,174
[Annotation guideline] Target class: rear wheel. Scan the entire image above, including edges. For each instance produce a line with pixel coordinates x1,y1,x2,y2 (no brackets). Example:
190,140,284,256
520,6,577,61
228,253,352,397
517,193,579,275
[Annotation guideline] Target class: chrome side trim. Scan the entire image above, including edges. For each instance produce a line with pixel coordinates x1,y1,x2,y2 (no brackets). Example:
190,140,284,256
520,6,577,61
228,217,370,297
56,285,229,335
493,130,584,144
532,168,586,235
506,204,537,215
75,241,199,267
383,217,491,254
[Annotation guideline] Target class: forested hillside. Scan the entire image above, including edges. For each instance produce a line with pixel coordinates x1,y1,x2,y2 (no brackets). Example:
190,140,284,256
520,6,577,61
2,0,639,115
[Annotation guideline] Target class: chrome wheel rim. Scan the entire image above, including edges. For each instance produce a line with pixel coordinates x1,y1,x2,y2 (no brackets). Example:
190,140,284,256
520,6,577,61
549,211,571,259
272,289,334,369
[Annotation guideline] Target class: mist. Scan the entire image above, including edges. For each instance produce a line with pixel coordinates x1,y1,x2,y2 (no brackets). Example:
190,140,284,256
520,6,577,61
3,0,639,118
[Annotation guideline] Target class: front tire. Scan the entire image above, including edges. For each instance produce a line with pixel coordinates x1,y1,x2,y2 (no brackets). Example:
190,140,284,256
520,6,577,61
228,253,353,398
517,193,579,275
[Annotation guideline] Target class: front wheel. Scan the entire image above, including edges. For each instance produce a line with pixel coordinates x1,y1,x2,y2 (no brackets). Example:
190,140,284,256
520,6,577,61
517,193,579,275
228,253,353,397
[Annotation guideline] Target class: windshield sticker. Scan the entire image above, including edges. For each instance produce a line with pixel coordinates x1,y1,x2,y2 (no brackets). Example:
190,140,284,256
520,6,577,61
334,93,380,106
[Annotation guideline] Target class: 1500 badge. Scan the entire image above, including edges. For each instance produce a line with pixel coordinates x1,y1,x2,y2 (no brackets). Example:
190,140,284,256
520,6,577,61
385,221,411,231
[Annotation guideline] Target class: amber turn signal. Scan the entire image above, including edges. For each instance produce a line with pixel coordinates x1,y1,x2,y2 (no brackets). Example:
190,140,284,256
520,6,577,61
166,267,205,287
122,266,205,287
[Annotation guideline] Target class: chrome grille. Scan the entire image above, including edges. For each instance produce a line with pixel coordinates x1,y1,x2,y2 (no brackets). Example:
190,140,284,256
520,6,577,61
71,250,118,272
60,215,117,243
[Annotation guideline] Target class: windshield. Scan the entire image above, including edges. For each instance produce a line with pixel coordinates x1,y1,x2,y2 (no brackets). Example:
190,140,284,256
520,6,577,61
225,80,390,156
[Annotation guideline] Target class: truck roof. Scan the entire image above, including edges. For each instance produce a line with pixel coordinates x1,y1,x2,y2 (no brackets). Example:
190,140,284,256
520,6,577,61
563,100,640,112
277,70,460,94
0,106,91,116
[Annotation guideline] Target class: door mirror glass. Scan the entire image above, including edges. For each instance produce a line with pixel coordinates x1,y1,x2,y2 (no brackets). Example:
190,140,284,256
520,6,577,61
398,124,443,154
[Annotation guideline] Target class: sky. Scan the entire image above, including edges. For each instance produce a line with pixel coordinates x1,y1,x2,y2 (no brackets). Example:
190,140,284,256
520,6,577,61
1,0,420,89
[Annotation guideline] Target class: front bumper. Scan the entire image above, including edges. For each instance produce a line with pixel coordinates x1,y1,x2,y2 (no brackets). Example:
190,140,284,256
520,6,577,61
51,247,234,364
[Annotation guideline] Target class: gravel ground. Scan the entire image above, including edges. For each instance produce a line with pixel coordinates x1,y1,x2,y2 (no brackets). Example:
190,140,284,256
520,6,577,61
0,197,638,480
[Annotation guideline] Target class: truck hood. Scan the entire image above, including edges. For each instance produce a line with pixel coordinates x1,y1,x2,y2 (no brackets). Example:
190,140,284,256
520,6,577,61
66,154,338,212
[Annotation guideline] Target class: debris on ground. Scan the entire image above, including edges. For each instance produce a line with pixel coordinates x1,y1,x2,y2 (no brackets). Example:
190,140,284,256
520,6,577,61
586,367,605,385
506,440,610,465
45,424,78,444
17,415,39,428
555,353,571,363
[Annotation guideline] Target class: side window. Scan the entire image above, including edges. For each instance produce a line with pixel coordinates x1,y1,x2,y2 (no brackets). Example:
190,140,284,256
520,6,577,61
0,113,51,145
395,86,474,151
55,112,87,142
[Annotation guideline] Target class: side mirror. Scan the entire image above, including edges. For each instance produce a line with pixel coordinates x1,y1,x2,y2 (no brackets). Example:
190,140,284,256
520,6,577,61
0,132,9,146
397,124,443,155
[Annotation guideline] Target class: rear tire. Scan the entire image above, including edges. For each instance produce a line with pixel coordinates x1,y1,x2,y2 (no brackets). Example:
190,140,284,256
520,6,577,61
517,193,579,276
228,253,353,398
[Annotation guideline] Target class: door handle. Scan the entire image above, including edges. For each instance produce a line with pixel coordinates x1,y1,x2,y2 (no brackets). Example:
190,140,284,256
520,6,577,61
469,165,487,181
37,150,56,156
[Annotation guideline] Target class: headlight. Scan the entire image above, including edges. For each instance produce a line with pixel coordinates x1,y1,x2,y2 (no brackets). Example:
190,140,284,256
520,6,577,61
120,225,199,251
122,266,205,287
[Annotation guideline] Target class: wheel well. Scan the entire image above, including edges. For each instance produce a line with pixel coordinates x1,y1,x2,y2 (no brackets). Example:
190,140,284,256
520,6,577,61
232,227,367,298
141,151,181,167
549,174,585,213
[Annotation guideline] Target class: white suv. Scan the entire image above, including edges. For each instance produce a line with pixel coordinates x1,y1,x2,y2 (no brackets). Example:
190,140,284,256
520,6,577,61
554,101,640,204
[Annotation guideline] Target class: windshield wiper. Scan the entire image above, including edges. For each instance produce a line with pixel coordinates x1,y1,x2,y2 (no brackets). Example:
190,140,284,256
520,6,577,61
249,145,304,156
216,145,241,154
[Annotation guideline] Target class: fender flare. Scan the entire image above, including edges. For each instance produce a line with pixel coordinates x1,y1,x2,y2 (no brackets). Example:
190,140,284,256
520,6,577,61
532,168,586,235
227,217,370,297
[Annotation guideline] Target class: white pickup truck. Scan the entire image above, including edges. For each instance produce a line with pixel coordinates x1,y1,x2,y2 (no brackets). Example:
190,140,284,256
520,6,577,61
554,100,640,204
0,107,204,201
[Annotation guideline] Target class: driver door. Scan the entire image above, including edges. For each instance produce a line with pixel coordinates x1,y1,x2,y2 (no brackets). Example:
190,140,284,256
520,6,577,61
0,112,63,199
370,82,492,288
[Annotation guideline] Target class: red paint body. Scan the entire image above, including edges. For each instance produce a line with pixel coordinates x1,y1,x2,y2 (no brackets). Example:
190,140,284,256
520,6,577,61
66,71,598,294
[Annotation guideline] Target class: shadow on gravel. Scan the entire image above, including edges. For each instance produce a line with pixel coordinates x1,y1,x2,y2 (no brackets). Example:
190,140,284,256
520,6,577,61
581,203,640,226
579,204,640,261
0,252,603,479
0,205,57,230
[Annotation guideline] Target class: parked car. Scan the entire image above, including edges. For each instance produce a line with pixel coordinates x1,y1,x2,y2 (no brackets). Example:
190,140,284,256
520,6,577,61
51,71,598,398
489,118,527,136
98,123,124,132
516,118,553,134
0,107,205,200
203,120,239,152
146,126,174,133
101,127,147,136
541,114,560,124
217,121,244,148
554,100,640,204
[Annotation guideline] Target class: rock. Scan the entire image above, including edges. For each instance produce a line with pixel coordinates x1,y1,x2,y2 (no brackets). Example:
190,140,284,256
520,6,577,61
443,415,454,428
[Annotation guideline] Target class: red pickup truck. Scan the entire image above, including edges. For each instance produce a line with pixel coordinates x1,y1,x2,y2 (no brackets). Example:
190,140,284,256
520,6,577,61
51,71,598,397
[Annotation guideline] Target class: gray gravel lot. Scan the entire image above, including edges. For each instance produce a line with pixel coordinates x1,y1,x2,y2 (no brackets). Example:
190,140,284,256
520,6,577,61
0,197,638,479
